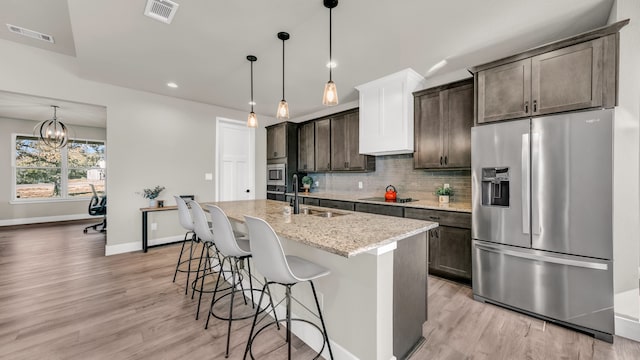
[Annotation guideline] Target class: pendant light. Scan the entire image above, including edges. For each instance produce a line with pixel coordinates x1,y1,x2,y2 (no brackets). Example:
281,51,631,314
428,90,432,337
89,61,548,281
276,31,290,120
322,0,339,106
34,105,69,149
246,55,258,128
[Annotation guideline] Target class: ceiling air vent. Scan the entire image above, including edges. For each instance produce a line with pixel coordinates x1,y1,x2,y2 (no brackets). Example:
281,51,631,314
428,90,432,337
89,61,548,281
144,0,179,24
6,24,55,43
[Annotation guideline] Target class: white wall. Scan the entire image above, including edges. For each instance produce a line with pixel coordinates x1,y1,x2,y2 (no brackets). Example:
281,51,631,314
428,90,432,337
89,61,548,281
0,38,269,250
610,0,640,326
0,117,106,224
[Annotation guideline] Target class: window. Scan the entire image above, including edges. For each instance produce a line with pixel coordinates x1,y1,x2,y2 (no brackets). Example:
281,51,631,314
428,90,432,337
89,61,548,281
14,135,105,201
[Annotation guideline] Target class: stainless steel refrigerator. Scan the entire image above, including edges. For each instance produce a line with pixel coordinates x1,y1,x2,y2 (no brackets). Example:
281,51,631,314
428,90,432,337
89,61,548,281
471,108,614,342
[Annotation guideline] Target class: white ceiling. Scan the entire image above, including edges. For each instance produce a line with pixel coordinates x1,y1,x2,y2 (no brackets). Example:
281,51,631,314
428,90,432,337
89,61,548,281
0,91,107,127
0,0,615,126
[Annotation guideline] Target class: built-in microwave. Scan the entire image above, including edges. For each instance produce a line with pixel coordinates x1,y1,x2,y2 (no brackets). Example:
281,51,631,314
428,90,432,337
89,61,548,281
267,163,286,186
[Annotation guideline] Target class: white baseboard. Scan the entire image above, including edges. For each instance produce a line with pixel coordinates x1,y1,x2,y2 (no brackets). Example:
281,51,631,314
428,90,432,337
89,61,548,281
105,235,184,256
615,314,640,342
105,241,141,256
148,235,184,247
0,213,95,227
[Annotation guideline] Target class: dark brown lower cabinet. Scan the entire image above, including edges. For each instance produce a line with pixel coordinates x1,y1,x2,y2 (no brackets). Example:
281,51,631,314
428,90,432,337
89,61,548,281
405,208,472,284
318,199,355,211
302,197,320,206
355,203,404,217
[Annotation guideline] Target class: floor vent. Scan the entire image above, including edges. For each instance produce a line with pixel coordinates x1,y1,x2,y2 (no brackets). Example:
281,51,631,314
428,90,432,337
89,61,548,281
6,24,55,43
144,0,179,24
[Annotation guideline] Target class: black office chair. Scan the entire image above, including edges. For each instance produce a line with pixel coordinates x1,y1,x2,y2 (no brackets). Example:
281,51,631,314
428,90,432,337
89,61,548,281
83,184,107,234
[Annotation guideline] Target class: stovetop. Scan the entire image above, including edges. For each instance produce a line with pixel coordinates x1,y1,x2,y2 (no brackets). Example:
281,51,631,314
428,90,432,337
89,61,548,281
359,197,417,203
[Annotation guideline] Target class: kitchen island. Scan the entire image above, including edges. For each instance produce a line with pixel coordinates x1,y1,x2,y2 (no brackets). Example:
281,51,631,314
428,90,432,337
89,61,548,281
211,199,437,360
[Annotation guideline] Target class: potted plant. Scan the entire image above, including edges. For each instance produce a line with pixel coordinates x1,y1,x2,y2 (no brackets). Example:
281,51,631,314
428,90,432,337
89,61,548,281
301,176,313,192
435,186,453,204
141,185,165,207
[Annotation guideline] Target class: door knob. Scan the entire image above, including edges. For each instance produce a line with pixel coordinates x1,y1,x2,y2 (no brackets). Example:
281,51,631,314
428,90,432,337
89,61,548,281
245,189,250,193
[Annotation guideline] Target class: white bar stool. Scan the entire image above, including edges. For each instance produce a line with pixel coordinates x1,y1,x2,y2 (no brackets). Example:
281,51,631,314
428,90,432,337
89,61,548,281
188,200,225,320
205,205,279,358
172,195,202,295
243,215,334,360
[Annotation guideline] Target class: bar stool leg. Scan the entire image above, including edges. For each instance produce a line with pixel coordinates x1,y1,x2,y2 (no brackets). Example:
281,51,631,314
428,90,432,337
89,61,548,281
205,254,226,329
191,243,206,299
243,282,268,360
185,234,197,295
172,232,189,283
224,259,238,358
247,259,255,308
286,285,292,360
310,281,334,360
265,281,280,330
195,244,213,320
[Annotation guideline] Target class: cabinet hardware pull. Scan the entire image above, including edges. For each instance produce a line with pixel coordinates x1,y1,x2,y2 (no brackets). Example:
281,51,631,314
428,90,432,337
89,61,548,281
440,156,443,165
444,156,448,165
327,163,330,170
524,101,529,113
429,216,440,220
274,152,277,157
533,100,538,112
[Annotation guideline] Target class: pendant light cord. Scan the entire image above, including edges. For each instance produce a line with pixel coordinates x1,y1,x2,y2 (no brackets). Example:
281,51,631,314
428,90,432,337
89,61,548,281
250,60,254,112
329,7,333,82
282,38,285,101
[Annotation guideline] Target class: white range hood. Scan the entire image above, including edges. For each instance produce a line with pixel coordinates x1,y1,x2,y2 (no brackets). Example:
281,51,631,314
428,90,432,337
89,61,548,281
356,68,425,156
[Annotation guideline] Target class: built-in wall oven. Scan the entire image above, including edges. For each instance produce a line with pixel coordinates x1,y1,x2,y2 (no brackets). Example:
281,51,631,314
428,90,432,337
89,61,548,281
267,163,286,201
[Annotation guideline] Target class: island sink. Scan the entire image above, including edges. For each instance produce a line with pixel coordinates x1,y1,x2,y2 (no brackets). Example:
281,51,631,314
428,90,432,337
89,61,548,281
301,207,348,218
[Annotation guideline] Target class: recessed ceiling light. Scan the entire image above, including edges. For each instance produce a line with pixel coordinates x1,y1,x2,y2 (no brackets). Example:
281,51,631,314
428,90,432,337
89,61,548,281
167,82,178,88
326,61,337,69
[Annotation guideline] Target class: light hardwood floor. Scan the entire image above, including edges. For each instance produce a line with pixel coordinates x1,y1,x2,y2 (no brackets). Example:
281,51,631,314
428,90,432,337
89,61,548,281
1,221,639,359
0,221,315,359
412,278,640,360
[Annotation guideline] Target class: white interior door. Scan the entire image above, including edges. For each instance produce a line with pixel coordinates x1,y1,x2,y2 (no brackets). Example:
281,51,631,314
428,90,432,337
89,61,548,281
216,118,255,201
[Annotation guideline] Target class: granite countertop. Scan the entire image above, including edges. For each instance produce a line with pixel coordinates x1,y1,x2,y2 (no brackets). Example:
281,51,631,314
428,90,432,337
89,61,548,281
208,199,437,258
285,191,472,213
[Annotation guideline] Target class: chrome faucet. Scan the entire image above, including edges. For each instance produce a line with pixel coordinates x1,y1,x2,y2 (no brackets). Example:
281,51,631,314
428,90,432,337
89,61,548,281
292,173,300,214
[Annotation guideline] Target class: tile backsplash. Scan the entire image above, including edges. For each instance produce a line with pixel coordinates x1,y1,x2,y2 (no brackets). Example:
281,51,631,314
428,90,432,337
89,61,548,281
308,154,471,203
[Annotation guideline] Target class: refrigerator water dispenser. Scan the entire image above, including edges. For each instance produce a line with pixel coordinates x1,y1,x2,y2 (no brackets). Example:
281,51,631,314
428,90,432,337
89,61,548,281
481,167,510,206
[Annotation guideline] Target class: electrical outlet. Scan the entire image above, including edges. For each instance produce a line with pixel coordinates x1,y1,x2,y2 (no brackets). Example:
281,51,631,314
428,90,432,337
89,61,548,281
314,181,319,187
205,173,213,181
151,223,158,230
444,183,450,189
358,181,363,189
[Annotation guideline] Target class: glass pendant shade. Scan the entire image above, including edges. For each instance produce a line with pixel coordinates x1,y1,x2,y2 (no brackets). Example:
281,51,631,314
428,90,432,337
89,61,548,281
34,105,69,149
247,111,258,128
322,80,339,106
276,100,289,120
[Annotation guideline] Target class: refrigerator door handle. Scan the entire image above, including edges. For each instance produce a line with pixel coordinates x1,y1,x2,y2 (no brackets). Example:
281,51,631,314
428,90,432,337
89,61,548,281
475,243,608,271
522,133,530,235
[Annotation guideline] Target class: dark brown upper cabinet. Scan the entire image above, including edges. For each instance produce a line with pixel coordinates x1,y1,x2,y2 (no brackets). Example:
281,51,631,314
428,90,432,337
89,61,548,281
330,110,375,172
315,118,331,172
266,123,286,160
474,20,628,124
414,79,473,169
297,121,315,171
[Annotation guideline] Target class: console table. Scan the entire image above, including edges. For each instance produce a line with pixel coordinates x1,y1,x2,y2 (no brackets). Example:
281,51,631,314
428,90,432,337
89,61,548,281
139,205,178,252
